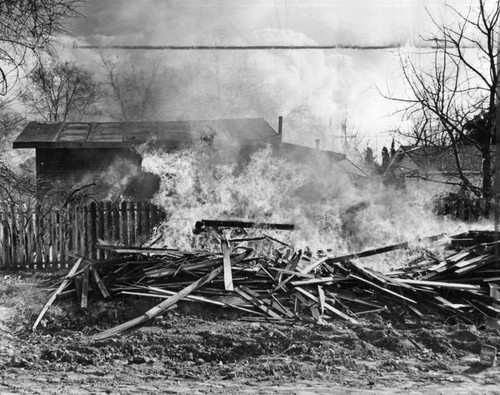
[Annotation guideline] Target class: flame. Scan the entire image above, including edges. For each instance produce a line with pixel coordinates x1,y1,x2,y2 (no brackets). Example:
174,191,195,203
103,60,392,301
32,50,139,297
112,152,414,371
140,141,459,254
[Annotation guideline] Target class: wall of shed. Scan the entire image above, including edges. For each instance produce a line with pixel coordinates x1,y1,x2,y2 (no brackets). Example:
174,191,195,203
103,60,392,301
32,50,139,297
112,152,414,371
36,148,142,195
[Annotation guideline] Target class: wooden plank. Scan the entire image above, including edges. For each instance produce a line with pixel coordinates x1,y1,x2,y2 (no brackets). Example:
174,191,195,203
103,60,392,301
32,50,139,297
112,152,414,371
406,304,424,318
270,294,295,318
434,296,467,310
145,257,223,278
335,294,385,309
59,209,66,268
35,205,43,269
317,285,326,315
1,204,10,269
269,267,315,278
349,274,418,304
18,205,25,269
91,267,111,299
32,258,83,330
104,201,112,259
395,278,482,291
234,287,283,320
128,201,136,246
150,204,158,229
120,201,128,246
221,235,233,291
127,286,266,316
454,256,496,276
300,256,329,274
294,287,359,324
144,202,150,234
96,202,106,261
136,201,143,240
112,203,120,245
243,287,293,317
81,267,89,308
25,207,33,268
10,204,18,270
291,276,347,286
83,205,89,258
90,202,97,260
92,265,223,340
324,234,445,265
44,209,51,267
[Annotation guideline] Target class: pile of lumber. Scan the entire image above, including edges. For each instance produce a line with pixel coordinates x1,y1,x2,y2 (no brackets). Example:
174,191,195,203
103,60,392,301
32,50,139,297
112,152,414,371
33,229,500,340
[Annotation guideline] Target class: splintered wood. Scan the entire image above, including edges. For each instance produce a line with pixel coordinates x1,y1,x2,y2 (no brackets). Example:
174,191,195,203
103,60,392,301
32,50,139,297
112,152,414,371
33,229,500,339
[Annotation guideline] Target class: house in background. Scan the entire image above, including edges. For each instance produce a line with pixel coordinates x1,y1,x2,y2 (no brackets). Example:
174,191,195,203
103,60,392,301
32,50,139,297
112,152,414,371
13,117,346,201
386,145,484,194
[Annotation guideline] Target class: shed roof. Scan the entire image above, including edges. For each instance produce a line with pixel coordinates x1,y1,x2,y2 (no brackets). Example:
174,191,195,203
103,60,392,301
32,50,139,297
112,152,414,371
13,118,280,149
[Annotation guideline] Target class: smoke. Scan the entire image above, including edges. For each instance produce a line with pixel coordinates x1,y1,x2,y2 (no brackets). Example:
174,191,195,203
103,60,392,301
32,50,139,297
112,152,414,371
61,0,458,148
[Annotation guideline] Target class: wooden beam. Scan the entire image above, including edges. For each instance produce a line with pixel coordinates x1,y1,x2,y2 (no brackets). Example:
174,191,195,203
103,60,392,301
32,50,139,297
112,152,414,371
80,267,89,309
234,287,283,320
221,235,234,291
91,267,111,299
32,258,83,331
349,274,418,304
395,278,482,291
294,287,359,324
92,265,223,341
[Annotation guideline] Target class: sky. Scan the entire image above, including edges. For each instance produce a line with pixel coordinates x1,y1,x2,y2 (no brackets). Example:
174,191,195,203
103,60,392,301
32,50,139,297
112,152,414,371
55,0,476,153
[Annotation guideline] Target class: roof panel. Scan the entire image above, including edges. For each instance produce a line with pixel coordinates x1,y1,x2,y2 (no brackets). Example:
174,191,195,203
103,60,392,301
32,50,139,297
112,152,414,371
88,123,124,142
57,123,91,142
13,122,62,147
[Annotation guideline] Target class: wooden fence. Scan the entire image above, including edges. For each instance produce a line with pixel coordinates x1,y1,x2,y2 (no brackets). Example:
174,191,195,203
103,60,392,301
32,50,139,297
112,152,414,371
0,201,165,270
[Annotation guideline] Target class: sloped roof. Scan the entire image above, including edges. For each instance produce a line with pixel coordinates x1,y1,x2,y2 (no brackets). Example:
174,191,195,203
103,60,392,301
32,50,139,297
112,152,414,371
280,142,346,162
394,145,484,174
13,118,280,149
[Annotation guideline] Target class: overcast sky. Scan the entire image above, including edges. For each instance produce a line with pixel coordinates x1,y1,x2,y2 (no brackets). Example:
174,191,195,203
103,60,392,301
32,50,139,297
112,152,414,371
60,0,475,152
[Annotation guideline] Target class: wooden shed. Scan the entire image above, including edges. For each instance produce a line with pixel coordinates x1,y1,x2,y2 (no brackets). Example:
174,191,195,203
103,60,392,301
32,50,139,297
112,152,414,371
13,117,346,200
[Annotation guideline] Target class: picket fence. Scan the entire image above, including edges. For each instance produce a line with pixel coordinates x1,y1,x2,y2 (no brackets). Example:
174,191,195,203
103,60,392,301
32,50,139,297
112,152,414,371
0,201,165,270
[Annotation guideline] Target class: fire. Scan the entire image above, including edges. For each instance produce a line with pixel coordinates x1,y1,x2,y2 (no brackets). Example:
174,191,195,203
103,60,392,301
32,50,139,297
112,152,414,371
139,141,459,254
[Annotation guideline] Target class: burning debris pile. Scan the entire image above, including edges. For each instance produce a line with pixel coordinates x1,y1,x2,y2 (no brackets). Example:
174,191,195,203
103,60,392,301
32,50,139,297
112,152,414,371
33,227,500,340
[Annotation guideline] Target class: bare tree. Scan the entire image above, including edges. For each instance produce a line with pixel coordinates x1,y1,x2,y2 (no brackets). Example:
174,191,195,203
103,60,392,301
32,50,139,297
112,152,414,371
100,54,163,121
21,58,101,122
388,0,499,199
0,96,24,156
0,0,83,96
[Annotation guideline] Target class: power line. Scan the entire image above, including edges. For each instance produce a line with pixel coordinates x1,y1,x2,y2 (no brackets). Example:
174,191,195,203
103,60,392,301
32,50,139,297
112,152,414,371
75,43,440,51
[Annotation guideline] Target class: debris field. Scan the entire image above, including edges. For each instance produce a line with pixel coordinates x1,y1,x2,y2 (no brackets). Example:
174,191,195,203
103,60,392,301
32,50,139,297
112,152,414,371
32,224,500,340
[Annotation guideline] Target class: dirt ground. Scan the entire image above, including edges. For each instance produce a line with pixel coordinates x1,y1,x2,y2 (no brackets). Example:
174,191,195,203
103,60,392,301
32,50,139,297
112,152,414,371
1,273,500,395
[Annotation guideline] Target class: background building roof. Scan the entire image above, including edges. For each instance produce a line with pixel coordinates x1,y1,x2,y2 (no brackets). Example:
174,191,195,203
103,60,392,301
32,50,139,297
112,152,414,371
394,145,484,174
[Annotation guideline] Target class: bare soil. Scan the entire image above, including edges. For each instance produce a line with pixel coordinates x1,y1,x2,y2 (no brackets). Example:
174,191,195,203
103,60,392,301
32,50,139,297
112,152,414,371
1,273,500,394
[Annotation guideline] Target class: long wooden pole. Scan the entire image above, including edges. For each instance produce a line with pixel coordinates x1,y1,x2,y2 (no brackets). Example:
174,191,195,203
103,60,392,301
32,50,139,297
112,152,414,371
92,265,223,341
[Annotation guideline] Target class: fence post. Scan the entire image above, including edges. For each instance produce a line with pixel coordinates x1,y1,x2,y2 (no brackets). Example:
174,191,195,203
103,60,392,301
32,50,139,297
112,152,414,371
98,201,105,260
105,201,112,259
83,205,89,257
136,201,143,240
112,203,120,244
35,205,43,269
1,203,11,269
59,207,67,268
128,201,135,246
120,201,128,246
90,202,97,260
144,202,150,235
18,205,26,270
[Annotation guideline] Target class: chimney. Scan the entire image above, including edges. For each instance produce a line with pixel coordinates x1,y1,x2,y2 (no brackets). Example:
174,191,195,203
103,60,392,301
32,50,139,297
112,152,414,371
278,116,283,142
315,138,320,151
